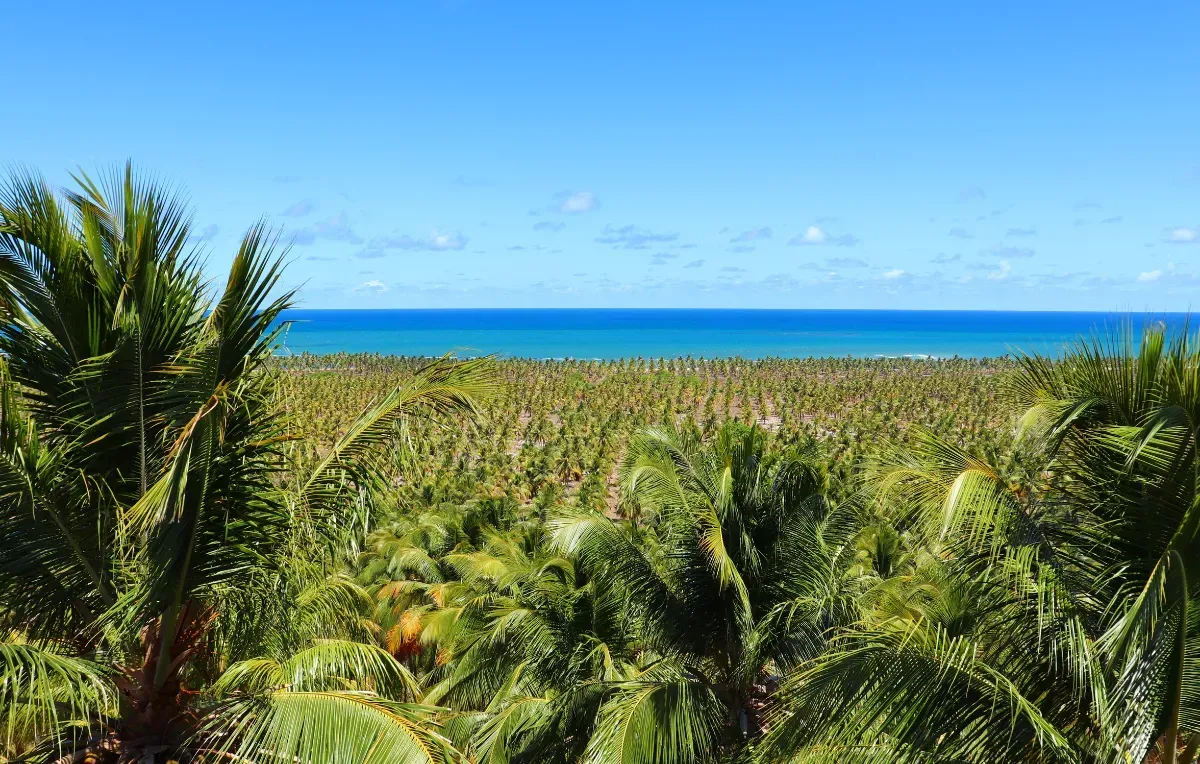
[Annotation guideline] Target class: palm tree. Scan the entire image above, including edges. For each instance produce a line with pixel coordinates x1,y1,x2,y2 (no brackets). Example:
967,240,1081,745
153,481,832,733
355,494,600,764
354,422,860,763
0,165,493,762
759,323,1200,763
545,421,864,762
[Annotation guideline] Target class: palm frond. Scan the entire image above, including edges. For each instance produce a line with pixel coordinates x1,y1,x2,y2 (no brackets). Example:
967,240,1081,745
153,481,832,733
759,623,1077,763
581,679,725,764
0,640,115,757
200,691,461,764
295,355,497,529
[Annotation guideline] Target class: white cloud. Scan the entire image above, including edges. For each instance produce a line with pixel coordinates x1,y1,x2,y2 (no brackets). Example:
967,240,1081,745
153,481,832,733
788,225,859,247
368,229,469,251
988,260,1012,281
353,279,387,293
1167,227,1198,243
558,191,597,213
882,268,906,280
798,226,826,244
428,230,468,250
1137,269,1162,282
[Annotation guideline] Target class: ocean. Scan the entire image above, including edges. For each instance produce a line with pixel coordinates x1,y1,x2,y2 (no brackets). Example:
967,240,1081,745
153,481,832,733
272,309,1189,360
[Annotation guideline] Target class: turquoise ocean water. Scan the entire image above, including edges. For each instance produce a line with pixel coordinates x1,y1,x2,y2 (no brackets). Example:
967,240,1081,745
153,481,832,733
273,310,1188,360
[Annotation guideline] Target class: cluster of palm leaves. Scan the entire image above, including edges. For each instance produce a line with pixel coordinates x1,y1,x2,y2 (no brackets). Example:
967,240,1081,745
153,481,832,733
356,422,864,762
0,166,494,762
3,163,1197,764
757,325,1200,763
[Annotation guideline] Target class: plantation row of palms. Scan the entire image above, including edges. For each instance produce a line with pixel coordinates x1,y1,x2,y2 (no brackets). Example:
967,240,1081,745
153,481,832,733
2,167,1198,763
349,327,1200,763
277,350,1013,508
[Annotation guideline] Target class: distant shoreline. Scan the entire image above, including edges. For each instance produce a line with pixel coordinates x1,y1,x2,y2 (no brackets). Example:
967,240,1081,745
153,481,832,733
269,308,1185,361
276,308,1189,314
272,351,981,362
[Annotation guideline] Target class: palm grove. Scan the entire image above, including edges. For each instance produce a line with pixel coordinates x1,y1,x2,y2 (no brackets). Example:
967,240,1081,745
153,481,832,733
1,168,1197,764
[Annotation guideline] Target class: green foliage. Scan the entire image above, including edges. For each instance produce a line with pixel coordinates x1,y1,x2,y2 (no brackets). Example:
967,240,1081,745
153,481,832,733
4,163,1198,764
759,323,1200,763
0,165,492,763
335,326,1200,762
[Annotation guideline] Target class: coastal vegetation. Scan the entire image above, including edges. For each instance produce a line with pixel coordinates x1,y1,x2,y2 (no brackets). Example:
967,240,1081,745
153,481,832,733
2,166,1197,763
276,352,1013,510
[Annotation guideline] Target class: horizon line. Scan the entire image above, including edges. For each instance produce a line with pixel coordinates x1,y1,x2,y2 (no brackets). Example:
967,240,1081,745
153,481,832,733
280,307,1191,314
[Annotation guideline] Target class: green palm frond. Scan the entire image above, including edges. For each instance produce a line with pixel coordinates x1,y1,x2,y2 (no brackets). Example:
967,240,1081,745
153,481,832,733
0,640,115,757
214,639,420,700
548,508,679,650
759,622,1077,763
469,693,555,764
200,691,460,764
0,387,115,638
294,573,377,641
295,355,497,528
1096,546,1191,761
582,679,725,764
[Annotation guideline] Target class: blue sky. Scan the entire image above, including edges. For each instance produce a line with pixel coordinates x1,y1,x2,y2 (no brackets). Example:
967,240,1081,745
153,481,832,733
6,1,1199,310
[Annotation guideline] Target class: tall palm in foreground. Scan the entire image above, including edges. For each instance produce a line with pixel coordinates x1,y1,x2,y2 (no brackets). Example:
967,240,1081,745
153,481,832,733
760,323,1200,763
0,165,493,762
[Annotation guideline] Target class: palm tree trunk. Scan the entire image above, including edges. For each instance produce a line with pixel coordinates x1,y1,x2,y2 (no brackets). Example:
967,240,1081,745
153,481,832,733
119,601,212,756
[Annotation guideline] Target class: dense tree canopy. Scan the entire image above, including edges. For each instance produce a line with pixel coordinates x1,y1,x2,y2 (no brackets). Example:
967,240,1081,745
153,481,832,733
2,165,1195,764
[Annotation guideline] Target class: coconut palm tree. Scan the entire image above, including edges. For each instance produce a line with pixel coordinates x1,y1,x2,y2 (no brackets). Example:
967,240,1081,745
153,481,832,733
0,165,493,762
352,422,862,763
759,323,1200,763
544,421,865,763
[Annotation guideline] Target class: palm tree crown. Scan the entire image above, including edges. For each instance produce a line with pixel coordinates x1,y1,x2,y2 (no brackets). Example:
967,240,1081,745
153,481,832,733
760,324,1200,763
0,165,493,763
